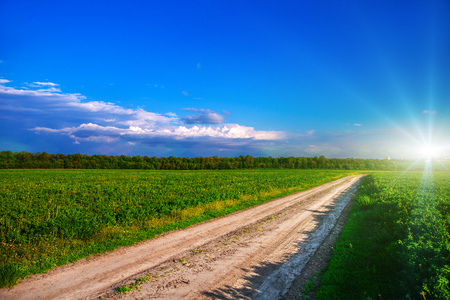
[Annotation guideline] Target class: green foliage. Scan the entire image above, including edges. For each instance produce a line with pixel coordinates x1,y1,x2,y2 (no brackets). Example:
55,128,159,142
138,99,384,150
0,264,23,288
316,171,450,300
116,281,140,294
392,160,450,171
0,151,397,170
301,272,322,297
0,169,357,288
137,275,150,282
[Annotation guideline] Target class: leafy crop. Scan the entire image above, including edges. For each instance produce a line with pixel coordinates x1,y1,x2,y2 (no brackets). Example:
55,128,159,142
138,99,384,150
316,171,450,299
0,169,357,288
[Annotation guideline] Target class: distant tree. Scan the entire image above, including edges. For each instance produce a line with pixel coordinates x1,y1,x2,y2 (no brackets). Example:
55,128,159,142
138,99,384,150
0,151,398,171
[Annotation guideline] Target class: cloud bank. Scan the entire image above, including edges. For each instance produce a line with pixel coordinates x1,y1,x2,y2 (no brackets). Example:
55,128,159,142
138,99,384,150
181,108,225,124
0,79,284,156
3,79,436,158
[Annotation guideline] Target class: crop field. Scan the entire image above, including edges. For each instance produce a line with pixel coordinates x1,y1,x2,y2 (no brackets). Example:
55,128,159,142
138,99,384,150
393,160,450,172
315,170,450,300
0,169,357,288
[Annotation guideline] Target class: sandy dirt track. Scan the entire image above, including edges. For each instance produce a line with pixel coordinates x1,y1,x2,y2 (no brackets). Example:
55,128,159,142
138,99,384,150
0,175,363,300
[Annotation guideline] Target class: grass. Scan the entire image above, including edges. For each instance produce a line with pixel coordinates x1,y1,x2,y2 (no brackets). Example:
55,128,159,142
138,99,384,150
116,281,140,294
315,171,450,299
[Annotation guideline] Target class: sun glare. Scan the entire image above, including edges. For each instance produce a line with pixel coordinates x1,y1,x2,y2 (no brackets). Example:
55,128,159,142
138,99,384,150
421,145,439,158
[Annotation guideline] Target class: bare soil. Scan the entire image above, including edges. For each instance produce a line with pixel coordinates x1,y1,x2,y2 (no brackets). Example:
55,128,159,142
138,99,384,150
0,175,363,300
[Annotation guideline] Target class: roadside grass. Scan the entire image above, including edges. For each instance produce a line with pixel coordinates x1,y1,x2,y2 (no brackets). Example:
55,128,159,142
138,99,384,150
299,271,323,299
115,272,161,295
0,169,360,288
315,171,450,299
116,281,140,294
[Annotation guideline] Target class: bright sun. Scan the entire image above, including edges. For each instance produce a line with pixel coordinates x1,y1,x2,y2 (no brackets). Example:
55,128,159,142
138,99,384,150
420,145,439,159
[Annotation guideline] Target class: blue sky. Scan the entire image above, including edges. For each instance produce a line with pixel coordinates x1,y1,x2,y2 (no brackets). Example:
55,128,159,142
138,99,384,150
1,0,449,159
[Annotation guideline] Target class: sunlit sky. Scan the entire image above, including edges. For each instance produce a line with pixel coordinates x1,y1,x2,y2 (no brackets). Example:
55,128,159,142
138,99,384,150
1,0,449,159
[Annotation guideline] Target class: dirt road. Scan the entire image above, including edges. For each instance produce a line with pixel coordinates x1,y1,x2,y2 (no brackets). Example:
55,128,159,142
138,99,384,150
0,175,363,300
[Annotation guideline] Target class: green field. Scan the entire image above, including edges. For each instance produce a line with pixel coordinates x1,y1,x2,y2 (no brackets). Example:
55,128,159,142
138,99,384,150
4,168,448,298
0,169,357,288
316,170,450,300
393,159,450,171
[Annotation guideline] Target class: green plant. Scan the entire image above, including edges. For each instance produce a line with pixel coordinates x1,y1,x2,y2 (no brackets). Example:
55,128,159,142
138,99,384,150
116,281,140,294
316,171,450,299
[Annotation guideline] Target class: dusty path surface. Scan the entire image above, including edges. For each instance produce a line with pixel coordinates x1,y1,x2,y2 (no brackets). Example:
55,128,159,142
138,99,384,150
0,175,364,300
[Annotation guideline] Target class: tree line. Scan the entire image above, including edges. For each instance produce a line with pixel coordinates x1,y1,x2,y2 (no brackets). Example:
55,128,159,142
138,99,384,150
0,151,397,170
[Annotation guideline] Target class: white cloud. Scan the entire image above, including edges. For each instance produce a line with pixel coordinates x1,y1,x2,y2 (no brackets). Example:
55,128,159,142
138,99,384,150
8,77,438,159
36,87,62,93
182,108,225,124
0,84,84,100
1,78,286,153
182,90,189,96
33,81,59,87
32,123,284,143
149,84,165,88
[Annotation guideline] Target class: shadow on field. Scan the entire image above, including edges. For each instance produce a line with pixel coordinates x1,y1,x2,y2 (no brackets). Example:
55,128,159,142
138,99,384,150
201,188,350,299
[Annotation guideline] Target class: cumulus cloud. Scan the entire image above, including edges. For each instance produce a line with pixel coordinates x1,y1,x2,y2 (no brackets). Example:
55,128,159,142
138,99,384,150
32,122,283,143
0,78,285,155
0,84,84,102
0,79,11,84
32,81,59,87
181,108,225,124
0,82,173,127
